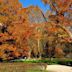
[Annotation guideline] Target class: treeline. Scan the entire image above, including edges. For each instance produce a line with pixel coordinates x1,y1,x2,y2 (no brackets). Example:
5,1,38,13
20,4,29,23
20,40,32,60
0,0,72,61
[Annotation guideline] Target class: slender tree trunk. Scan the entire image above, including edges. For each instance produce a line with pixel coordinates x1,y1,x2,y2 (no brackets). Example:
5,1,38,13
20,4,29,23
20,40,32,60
28,50,31,59
37,39,41,59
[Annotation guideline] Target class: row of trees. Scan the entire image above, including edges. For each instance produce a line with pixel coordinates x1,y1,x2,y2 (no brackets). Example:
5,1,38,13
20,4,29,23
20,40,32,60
0,0,72,61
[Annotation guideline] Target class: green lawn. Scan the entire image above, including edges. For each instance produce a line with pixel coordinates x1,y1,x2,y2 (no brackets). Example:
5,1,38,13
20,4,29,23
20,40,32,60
12,58,72,66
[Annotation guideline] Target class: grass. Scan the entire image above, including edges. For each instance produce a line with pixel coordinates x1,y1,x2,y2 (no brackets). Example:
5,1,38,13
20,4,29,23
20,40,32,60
10,58,72,66
0,63,47,72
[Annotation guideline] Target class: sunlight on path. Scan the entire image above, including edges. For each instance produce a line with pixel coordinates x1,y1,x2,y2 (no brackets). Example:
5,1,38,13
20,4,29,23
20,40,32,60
46,65,72,72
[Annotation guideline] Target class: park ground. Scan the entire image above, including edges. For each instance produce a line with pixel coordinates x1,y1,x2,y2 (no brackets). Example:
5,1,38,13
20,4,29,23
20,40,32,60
0,63,47,72
0,63,72,72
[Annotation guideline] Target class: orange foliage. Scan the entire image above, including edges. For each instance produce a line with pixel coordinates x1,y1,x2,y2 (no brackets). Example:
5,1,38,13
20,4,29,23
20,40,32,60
0,0,72,60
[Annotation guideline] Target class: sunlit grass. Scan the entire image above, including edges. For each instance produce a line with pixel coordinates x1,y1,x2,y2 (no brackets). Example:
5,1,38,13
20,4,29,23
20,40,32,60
0,63,48,72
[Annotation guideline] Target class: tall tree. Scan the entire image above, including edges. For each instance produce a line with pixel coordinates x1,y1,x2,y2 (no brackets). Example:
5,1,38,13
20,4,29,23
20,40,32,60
42,0,72,58
42,0,72,38
0,0,26,60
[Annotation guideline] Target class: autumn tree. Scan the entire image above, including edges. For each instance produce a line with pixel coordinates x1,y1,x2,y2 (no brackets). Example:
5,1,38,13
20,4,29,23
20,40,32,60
42,0,72,35
0,0,72,61
43,0,72,33
0,0,28,60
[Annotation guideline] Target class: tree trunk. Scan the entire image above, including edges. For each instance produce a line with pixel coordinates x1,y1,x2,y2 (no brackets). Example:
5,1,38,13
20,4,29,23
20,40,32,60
37,39,42,59
28,50,31,59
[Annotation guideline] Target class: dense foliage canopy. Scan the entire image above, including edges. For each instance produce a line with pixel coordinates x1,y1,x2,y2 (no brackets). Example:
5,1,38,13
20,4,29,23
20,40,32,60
0,0,72,61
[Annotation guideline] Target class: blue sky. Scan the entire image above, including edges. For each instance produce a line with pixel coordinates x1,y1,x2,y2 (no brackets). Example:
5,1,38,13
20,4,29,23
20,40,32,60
19,0,50,13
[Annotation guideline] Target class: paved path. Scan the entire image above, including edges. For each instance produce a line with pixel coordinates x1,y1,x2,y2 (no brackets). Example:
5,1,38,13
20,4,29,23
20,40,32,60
46,65,72,72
